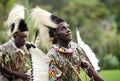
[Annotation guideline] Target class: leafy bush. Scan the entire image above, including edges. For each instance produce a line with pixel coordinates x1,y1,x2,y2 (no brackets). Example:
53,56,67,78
109,35,120,62
103,54,119,69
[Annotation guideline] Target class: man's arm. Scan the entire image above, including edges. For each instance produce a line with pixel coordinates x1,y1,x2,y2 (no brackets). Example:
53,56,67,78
81,62,104,81
0,63,31,81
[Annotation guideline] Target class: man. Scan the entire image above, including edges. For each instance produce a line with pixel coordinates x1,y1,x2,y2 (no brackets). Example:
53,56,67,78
0,5,31,81
0,4,31,81
0,19,31,81
47,22,104,81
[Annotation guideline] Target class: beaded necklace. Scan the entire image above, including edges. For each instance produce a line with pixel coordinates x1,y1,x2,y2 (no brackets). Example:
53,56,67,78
53,44,73,57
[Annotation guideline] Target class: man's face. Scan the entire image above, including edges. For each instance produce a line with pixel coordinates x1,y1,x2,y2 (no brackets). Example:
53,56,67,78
56,22,72,42
14,31,28,48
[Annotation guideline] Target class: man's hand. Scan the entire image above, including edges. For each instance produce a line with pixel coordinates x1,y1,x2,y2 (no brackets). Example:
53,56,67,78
17,72,31,81
81,62,104,81
81,61,91,69
0,65,32,81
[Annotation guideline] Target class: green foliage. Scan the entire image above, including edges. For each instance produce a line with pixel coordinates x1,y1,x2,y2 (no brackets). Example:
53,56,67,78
0,24,10,44
100,0,120,33
109,35,120,61
102,54,119,69
29,0,69,10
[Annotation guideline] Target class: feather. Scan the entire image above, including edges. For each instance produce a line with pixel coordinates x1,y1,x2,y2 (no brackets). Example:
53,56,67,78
76,26,100,71
29,47,50,81
6,4,25,35
30,7,64,50
30,7,64,28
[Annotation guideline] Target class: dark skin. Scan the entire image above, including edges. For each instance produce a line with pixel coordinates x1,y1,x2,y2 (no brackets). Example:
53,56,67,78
55,22,104,81
55,22,72,48
0,31,31,81
14,32,28,48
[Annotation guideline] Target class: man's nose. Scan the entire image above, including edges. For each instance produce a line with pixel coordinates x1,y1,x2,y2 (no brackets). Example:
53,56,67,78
23,37,27,41
67,27,71,32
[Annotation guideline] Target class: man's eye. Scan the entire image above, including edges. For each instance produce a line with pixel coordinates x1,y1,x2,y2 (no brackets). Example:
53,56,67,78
62,28,65,31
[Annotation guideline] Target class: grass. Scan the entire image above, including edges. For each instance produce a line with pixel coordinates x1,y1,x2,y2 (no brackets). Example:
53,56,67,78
80,69,120,81
100,69,120,81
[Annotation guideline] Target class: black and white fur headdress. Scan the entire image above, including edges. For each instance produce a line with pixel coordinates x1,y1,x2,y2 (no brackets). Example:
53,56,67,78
6,4,28,36
30,6,64,51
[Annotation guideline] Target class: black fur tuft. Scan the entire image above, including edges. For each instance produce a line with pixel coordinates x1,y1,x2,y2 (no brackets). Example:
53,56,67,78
45,25,56,37
51,15,64,24
10,23,15,32
18,19,28,32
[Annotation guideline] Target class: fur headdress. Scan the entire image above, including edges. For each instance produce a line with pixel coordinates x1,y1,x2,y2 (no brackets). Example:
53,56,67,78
6,4,28,36
30,7,64,50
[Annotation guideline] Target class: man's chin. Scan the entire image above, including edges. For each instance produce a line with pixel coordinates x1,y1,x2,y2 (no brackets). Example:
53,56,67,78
20,43,25,47
65,39,72,43
68,38,72,41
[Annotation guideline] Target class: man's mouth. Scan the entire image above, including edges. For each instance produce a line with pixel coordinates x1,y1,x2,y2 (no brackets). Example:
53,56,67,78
66,33,71,36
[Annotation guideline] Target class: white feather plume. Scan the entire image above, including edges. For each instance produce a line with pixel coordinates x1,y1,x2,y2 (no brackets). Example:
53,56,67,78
30,7,59,51
6,4,25,35
29,47,50,81
76,26,100,71
30,7,58,28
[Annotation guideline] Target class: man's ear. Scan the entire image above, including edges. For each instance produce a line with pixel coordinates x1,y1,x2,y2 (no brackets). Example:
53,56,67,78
53,33,58,44
54,32,59,38
13,35,16,39
13,32,18,39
